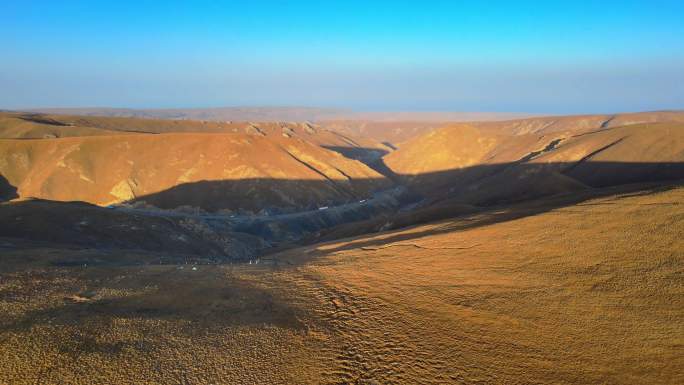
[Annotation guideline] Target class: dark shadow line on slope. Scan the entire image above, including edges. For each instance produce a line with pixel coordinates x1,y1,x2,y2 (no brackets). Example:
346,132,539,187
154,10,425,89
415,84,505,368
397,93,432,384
0,175,18,202
3,161,684,257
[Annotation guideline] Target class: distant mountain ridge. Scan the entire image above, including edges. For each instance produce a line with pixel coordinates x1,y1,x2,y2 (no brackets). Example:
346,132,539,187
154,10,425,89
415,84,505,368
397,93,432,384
19,106,535,123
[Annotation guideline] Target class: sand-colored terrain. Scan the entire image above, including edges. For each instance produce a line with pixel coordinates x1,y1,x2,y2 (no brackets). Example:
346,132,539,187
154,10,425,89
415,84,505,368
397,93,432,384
1,183,682,384
4,111,684,213
0,112,390,154
319,120,449,147
0,111,396,212
0,132,388,211
319,111,684,148
385,121,684,204
16,109,683,148
1,110,683,384
0,113,126,139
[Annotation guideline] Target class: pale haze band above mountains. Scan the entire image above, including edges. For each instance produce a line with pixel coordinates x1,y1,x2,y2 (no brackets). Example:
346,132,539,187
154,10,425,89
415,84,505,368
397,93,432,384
15,106,537,122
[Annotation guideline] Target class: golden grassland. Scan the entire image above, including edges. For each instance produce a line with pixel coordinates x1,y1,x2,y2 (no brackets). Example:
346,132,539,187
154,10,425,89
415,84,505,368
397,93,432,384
1,185,682,384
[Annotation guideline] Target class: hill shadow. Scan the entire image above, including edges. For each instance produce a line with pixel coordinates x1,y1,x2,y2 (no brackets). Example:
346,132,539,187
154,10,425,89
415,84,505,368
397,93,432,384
321,145,400,181
123,160,684,242
3,161,683,255
321,145,389,164
17,113,73,126
0,267,310,344
125,177,391,213
396,160,684,206
127,160,684,210
312,181,682,254
0,174,18,202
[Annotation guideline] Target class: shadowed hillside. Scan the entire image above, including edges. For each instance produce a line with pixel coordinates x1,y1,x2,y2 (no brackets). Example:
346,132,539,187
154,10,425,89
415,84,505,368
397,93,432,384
385,121,684,203
0,133,389,211
1,181,681,384
1,163,682,261
3,116,683,216
270,184,684,384
1,111,683,385
0,175,17,202
0,199,268,260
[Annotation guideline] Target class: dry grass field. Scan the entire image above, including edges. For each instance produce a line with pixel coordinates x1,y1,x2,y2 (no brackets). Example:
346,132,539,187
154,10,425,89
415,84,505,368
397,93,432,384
1,183,682,384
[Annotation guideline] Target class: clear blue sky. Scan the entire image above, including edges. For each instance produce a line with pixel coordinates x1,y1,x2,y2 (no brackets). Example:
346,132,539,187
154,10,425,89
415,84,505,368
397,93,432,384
2,0,683,113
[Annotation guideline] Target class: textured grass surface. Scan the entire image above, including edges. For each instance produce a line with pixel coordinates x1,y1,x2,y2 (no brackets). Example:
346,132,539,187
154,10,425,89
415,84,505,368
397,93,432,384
1,185,682,384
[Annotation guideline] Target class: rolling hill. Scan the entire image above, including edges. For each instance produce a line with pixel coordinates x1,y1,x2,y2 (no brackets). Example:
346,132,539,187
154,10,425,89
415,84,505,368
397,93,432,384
320,111,684,147
1,180,681,384
1,109,683,384
0,112,126,139
384,120,684,205
0,132,389,212
0,111,389,151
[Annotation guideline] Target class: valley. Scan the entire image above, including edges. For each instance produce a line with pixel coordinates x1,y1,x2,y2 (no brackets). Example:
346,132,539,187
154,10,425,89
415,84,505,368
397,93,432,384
4,3,684,383
1,109,683,384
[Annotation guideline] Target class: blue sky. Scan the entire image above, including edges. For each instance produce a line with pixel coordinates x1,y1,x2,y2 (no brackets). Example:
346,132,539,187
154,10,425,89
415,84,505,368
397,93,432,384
1,1,683,113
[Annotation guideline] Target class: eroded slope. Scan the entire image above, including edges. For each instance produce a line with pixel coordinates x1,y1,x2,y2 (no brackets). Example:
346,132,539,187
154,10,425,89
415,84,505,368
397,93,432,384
385,121,684,204
0,133,388,211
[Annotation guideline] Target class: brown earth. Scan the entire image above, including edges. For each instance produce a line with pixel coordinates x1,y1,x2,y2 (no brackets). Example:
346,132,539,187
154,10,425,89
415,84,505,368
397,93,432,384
0,199,268,260
9,109,683,146
0,112,390,153
319,120,454,147
0,183,681,384
1,109,683,384
384,121,684,204
468,110,684,136
0,113,127,139
0,132,389,211
318,111,684,148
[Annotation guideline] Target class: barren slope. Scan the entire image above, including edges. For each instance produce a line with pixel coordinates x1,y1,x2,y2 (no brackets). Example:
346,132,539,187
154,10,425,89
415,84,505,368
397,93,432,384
0,112,390,155
0,133,389,211
319,111,684,148
274,183,684,384
0,199,268,259
469,110,684,136
319,120,451,147
1,183,681,384
385,121,684,203
0,113,126,139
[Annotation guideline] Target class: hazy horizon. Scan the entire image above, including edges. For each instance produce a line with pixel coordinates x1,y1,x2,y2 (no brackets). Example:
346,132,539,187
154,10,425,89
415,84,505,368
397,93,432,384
2,1,683,113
